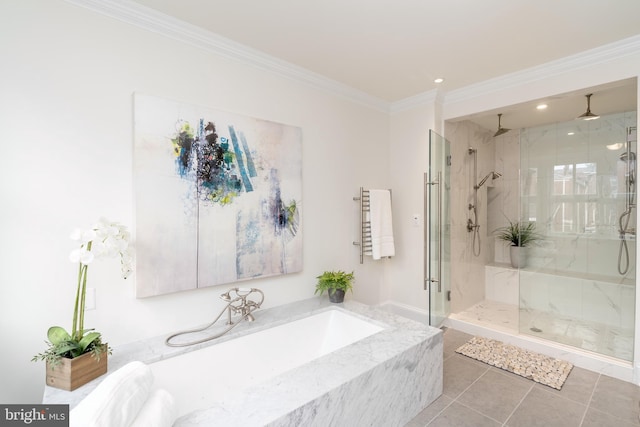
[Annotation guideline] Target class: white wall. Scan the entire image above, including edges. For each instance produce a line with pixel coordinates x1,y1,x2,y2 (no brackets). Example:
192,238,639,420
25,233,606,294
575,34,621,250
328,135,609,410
385,104,434,312
0,0,390,403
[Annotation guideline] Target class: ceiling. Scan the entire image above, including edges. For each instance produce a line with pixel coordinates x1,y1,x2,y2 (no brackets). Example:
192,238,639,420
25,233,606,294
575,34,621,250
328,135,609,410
130,0,639,130
455,78,637,133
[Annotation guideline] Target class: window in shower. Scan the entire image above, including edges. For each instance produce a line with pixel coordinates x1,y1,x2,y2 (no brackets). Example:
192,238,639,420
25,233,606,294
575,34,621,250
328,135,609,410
551,162,597,233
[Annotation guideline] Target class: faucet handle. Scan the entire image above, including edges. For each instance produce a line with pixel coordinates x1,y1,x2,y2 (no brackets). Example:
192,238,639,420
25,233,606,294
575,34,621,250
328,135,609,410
249,288,264,307
221,287,264,309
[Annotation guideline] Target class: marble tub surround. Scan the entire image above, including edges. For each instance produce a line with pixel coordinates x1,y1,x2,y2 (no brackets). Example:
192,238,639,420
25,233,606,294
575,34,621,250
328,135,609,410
43,297,443,427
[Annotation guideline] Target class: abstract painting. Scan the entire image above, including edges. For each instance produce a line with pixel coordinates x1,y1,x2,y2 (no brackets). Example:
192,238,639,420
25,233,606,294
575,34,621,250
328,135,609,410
134,94,302,297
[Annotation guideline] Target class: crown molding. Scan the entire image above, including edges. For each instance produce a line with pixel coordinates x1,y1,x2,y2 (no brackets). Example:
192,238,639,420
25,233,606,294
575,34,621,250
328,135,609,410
390,89,440,114
63,0,390,112
443,35,640,106
61,1,640,115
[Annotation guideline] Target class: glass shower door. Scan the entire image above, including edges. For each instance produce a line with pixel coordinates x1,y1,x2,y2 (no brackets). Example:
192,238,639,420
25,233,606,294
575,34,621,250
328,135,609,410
519,114,636,360
426,130,451,327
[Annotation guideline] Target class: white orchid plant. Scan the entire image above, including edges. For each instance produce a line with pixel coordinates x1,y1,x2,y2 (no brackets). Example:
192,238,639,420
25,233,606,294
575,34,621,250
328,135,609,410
33,218,133,366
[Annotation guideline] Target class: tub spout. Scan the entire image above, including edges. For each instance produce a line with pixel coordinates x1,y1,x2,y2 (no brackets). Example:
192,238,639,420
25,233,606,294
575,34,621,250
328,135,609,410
238,290,263,322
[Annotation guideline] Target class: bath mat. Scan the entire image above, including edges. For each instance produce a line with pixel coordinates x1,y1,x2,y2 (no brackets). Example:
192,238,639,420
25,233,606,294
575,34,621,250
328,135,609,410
455,336,573,390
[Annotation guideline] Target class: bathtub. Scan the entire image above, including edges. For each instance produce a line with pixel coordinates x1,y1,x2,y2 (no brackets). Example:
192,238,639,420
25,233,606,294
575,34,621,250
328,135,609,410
43,298,443,427
150,309,385,418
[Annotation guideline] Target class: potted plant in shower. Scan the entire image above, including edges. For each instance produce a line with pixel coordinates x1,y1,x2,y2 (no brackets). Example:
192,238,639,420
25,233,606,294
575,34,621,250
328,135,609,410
495,219,542,268
314,270,354,303
32,218,134,391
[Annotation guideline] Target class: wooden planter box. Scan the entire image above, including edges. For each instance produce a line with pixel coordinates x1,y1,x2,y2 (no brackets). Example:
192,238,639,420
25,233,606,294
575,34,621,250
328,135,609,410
46,350,108,391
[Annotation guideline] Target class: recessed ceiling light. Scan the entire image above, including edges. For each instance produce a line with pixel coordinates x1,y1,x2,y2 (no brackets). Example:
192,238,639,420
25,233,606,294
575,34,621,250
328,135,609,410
607,142,624,151
567,132,575,136
536,104,548,110
434,78,444,84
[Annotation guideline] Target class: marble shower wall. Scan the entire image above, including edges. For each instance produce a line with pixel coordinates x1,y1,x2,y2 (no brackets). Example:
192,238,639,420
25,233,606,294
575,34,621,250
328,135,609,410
489,129,522,264
445,120,496,313
519,111,637,280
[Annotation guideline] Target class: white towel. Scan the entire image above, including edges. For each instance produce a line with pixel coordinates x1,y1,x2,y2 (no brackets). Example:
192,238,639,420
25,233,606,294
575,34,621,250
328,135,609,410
70,361,163,427
130,388,177,427
369,189,395,260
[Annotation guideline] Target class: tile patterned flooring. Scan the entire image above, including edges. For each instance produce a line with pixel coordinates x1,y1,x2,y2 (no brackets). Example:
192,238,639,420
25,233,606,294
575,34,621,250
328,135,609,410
405,328,640,427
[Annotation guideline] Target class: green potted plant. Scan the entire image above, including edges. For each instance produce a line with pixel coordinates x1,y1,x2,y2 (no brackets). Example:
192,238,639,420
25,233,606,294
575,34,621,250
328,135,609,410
314,270,354,303
32,218,133,390
495,219,542,268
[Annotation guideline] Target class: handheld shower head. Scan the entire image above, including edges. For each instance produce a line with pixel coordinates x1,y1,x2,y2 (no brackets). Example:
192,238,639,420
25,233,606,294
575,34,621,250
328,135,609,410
620,152,636,161
620,151,637,185
476,171,502,189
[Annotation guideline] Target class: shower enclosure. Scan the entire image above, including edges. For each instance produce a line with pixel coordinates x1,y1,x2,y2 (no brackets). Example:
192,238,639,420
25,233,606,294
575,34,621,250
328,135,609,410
518,112,637,360
446,110,637,364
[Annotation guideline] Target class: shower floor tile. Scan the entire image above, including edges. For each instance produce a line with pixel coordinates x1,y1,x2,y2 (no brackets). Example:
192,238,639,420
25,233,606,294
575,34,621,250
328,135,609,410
451,300,519,333
453,300,634,361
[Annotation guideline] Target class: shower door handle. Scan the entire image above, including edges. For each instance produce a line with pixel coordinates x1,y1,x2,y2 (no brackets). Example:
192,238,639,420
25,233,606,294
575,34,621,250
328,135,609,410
436,171,442,293
424,172,431,291
425,171,442,292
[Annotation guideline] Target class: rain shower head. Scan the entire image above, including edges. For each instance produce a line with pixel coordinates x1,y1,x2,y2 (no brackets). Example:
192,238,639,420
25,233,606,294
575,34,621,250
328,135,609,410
577,93,600,121
475,171,502,189
494,114,510,137
494,127,510,137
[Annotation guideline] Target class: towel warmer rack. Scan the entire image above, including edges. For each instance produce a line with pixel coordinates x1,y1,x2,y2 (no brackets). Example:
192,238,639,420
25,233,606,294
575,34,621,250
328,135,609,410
353,187,392,264
353,188,372,264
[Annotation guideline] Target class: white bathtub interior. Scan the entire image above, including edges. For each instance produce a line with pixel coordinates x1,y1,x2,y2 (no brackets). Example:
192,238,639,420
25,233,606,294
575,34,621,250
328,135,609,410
150,309,385,418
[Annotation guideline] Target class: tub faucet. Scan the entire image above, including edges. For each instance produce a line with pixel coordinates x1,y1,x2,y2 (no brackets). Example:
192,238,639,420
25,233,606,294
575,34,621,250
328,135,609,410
221,287,264,324
166,287,265,347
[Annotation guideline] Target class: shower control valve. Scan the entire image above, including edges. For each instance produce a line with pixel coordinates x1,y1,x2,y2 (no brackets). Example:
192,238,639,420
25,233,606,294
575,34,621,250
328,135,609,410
466,218,477,232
